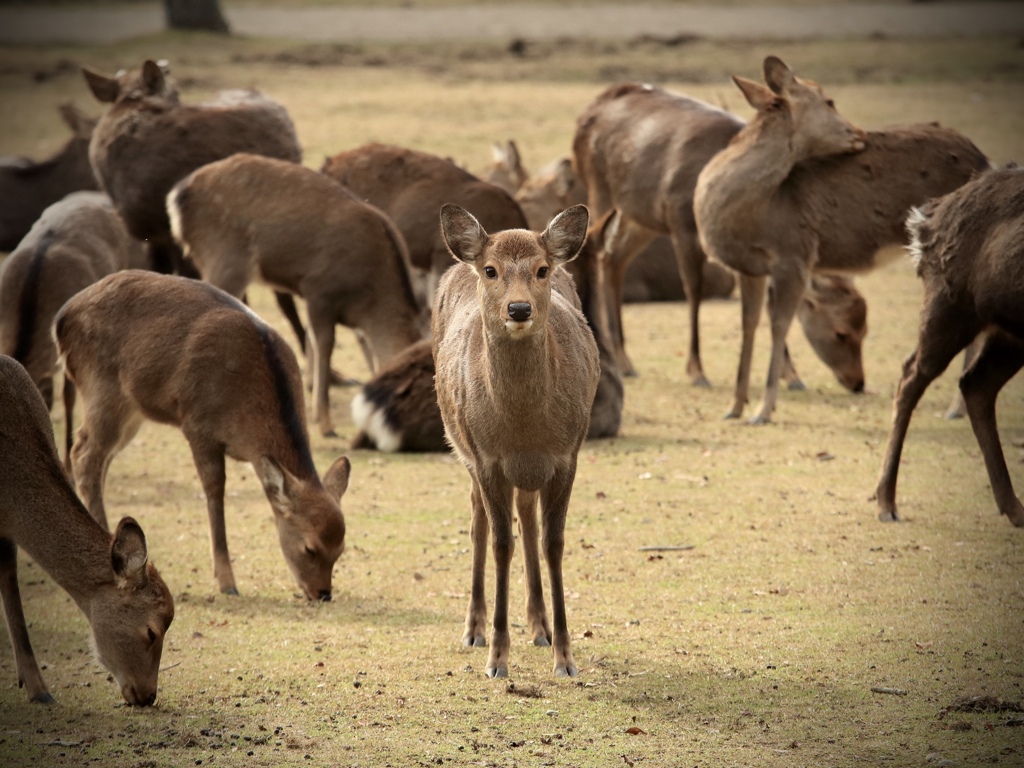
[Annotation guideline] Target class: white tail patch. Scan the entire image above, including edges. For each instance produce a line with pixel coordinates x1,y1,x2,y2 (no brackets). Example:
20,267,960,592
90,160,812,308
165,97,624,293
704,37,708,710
904,206,929,268
350,391,401,453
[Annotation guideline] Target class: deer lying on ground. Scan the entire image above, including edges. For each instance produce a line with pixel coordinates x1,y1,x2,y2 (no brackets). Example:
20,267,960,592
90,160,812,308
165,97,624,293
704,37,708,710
433,203,599,678
0,354,174,705
320,142,527,304
55,271,350,599
0,104,99,252
81,59,314,357
167,152,423,437
875,166,1024,527
350,211,624,451
693,56,990,424
0,191,145,469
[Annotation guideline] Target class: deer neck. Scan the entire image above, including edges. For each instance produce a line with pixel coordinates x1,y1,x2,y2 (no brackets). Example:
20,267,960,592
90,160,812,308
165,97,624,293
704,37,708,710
482,324,554,405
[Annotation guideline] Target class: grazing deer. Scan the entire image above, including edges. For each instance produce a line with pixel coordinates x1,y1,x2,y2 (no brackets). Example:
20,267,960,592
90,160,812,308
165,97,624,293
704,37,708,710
167,152,423,437
0,104,99,252
694,55,990,423
875,167,1024,527
0,354,174,706
54,271,350,599
320,142,527,304
433,203,599,678
0,191,145,470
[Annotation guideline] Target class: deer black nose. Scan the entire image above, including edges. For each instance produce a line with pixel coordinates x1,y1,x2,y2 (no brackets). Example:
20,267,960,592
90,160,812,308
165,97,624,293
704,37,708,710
319,590,332,602
852,380,865,394
508,302,532,322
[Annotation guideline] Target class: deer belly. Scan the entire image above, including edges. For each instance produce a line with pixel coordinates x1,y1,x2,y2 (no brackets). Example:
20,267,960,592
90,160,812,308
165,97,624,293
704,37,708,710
501,453,557,491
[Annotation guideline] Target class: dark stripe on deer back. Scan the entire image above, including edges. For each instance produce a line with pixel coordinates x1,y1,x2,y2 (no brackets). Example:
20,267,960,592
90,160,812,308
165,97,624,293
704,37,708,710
12,228,57,365
254,321,317,479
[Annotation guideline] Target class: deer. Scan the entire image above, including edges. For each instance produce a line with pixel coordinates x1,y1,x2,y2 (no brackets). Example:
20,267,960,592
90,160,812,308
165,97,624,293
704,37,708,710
350,212,625,452
481,140,530,195
320,142,527,305
0,104,99,252
0,354,174,706
875,166,1024,527
0,190,146,471
693,55,991,424
54,270,350,599
433,203,599,678
81,59,316,365
167,152,424,437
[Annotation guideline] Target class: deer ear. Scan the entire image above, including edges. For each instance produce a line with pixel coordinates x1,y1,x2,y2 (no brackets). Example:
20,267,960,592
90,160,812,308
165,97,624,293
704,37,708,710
763,55,796,94
322,456,351,503
440,203,488,265
542,204,589,265
255,456,296,516
732,76,776,111
111,517,149,587
553,158,575,198
141,59,165,94
82,67,120,104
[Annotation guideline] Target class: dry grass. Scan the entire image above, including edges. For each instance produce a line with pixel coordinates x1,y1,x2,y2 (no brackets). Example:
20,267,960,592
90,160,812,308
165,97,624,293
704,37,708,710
0,29,1023,768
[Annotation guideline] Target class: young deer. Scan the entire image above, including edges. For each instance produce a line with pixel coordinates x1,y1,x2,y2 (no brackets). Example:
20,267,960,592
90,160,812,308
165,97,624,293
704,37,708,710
55,271,350,599
694,55,989,424
875,167,1024,527
0,191,145,470
0,354,173,706
433,204,599,678
167,152,424,437
0,104,99,252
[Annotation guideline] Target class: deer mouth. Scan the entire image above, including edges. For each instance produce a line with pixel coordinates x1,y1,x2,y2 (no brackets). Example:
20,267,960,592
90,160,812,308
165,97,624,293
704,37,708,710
504,318,534,334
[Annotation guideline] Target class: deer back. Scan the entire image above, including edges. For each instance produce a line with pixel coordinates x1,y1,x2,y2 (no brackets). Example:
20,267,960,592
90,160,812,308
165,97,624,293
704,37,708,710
0,354,174,706
84,59,301,242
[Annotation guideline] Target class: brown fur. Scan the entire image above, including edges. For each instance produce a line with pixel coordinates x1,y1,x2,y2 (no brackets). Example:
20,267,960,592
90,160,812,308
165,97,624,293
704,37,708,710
321,142,527,301
0,191,145,468
0,354,173,705
480,139,529,195
433,204,599,678
0,105,99,252
876,167,1024,527
54,271,350,599
167,152,423,437
694,56,988,423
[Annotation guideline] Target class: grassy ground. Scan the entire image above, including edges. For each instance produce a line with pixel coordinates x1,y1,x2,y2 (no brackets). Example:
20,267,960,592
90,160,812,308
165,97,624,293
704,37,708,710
1,30,1023,768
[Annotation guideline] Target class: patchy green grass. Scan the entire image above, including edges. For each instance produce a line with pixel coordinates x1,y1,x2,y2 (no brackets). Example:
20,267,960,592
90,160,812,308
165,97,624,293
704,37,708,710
0,30,1023,768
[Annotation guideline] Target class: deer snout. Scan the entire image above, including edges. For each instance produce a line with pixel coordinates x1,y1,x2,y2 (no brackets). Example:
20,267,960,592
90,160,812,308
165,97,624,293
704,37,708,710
122,684,157,707
318,589,332,602
508,302,532,322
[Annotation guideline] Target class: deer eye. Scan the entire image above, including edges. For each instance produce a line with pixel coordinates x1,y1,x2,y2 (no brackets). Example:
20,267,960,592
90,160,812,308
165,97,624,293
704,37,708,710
304,545,316,558
484,266,498,279
146,627,157,644
835,332,848,343
537,266,549,279
826,99,835,108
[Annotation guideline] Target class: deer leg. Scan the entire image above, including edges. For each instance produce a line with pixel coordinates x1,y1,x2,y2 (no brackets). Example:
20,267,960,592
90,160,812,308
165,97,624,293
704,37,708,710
748,264,809,425
275,292,349,388
478,471,515,678
540,465,578,678
946,334,983,419
674,234,709,387
516,488,551,647
875,309,975,522
62,374,76,477
463,479,489,648
187,440,237,594
780,343,807,391
71,402,143,532
0,538,54,703
306,301,338,437
726,274,767,419
959,331,1024,526
602,214,655,377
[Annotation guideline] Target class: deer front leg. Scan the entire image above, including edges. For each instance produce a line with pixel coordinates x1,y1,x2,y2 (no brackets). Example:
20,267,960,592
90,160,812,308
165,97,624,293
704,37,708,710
946,334,982,419
479,472,515,678
71,404,142,532
188,441,237,594
675,234,709,387
726,273,767,419
463,479,489,648
960,332,1024,526
0,539,54,703
749,265,809,425
306,301,338,437
515,489,551,647
541,466,578,678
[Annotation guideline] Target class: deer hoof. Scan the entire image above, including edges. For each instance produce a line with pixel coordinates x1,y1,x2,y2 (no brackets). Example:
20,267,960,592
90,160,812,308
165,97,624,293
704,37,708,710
747,414,771,426
485,665,508,679
554,664,578,678
786,379,807,392
221,585,240,596
533,635,551,648
1004,500,1024,527
692,374,712,388
463,635,486,648
877,508,900,523
30,691,56,705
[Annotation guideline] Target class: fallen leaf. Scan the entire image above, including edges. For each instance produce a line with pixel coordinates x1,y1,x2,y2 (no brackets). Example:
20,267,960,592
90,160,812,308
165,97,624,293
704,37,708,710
624,726,646,735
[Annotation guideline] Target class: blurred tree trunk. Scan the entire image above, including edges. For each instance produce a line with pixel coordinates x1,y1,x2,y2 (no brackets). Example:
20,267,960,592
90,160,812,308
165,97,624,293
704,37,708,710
164,0,230,34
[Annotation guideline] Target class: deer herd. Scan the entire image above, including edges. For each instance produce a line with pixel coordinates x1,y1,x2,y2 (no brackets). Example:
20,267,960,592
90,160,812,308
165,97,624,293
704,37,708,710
0,53,1021,707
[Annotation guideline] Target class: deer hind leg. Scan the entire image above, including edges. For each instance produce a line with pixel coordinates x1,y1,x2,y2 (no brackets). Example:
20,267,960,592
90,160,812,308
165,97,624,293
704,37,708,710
603,214,656,377
959,331,1024,526
186,438,237,594
478,471,515,678
463,479,489,648
62,374,76,477
946,334,983,419
540,466,578,677
673,232,709,387
726,274,768,420
0,538,54,703
875,305,976,523
515,488,552,647
305,300,338,437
